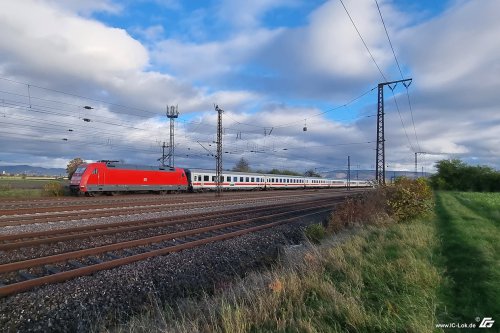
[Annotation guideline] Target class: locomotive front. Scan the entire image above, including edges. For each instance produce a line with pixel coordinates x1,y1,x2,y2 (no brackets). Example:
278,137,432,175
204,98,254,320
69,164,89,194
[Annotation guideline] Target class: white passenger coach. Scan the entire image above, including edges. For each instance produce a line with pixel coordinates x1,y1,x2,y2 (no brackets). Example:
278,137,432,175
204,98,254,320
186,169,371,192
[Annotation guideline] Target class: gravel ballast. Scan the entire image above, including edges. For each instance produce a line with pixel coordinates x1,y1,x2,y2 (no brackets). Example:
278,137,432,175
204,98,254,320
0,213,329,332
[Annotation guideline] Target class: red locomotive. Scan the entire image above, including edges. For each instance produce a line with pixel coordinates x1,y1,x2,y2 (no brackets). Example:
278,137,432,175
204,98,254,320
70,160,188,196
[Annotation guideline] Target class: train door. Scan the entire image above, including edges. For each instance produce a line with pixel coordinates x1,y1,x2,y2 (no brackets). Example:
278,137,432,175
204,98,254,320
88,166,103,188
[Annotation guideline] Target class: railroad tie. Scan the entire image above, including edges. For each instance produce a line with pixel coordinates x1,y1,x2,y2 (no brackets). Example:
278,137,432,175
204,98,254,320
148,243,163,250
44,265,61,275
105,252,121,260
67,260,86,269
122,249,135,256
18,270,37,281
88,256,103,264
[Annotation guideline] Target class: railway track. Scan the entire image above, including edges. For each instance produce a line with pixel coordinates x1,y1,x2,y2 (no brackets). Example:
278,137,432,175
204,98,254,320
0,196,340,251
0,189,346,211
0,201,335,297
0,190,358,227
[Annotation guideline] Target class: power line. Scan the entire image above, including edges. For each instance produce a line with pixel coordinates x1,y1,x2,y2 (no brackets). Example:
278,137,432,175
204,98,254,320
374,0,421,152
374,0,403,78
224,86,377,132
338,0,387,81
0,76,163,117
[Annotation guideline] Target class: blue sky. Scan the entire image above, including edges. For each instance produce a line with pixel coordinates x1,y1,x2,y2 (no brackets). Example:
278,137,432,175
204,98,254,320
0,0,499,174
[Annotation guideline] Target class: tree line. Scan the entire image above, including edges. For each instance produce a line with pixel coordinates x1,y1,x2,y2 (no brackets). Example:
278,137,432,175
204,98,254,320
430,159,500,192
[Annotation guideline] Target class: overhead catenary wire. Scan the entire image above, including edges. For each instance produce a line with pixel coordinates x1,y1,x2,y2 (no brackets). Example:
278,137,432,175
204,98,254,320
338,0,387,81
0,76,162,118
223,86,378,133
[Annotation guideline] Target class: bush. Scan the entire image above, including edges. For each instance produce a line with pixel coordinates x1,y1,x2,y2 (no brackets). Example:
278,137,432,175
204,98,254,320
326,177,434,234
43,181,64,197
304,224,326,243
385,177,434,221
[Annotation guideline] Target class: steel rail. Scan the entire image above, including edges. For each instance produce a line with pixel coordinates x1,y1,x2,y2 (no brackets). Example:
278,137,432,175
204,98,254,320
0,197,340,250
0,190,342,221
0,188,342,211
0,208,332,297
0,203,334,274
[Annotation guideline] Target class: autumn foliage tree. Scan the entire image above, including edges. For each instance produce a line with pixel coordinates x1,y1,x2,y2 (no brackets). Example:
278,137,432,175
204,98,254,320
66,157,84,179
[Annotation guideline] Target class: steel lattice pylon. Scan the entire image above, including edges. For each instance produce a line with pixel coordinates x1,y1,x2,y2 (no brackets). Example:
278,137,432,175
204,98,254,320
375,83,385,185
215,105,224,197
375,78,412,185
166,105,179,167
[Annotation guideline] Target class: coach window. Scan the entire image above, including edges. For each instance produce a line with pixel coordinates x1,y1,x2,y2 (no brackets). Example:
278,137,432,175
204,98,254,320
251,177,254,182
239,177,243,182
246,177,249,182
226,176,231,182
233,176,237,182
204,175,209,181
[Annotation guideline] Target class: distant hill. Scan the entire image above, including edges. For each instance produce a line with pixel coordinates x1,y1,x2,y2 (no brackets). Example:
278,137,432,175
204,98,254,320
0,165,66,177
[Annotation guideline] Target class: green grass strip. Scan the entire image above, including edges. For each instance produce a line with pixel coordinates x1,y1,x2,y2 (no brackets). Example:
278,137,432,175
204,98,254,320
435,191,500,324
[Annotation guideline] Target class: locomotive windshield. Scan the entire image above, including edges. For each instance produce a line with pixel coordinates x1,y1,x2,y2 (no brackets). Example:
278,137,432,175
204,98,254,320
73,166,87,177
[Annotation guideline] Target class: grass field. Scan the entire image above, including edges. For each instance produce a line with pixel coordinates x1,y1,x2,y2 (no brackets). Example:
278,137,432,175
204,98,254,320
0,177,68,198
435,191,500,328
